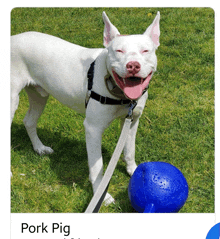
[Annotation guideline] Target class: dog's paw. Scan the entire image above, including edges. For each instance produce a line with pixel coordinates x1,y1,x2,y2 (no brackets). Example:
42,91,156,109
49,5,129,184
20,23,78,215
104,192,115,206
35,146,54,155
127,163,137,176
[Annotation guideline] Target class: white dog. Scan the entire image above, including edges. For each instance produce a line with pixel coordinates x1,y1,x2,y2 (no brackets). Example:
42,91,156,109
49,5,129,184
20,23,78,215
11,11,160,205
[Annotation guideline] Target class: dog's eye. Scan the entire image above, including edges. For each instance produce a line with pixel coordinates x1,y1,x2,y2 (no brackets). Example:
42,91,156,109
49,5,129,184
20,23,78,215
142,50,149,53
116,50,124,53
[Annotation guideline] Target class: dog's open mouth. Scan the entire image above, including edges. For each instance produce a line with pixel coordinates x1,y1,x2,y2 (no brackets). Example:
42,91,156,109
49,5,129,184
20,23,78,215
112,71,153,100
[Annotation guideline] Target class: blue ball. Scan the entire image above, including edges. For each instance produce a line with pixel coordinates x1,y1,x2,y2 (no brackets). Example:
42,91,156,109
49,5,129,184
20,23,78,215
128,162,189,213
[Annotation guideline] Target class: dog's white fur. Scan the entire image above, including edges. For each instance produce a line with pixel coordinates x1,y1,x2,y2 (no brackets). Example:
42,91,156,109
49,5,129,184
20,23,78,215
11,12,160,205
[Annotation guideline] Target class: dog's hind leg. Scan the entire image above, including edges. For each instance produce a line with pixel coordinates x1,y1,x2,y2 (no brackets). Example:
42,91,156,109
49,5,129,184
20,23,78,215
11,73,26,125
11,91,20,125
23,85,54,155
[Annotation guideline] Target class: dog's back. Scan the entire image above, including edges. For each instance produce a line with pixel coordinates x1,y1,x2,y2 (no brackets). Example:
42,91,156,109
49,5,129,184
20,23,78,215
11,31,104,113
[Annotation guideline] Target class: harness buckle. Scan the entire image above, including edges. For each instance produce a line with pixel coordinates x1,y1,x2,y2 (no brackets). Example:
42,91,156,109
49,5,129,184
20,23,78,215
100,96,107,104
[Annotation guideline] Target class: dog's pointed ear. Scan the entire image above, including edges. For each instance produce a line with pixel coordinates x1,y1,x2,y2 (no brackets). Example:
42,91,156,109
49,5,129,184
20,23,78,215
102,11,120,47
144,11,160,48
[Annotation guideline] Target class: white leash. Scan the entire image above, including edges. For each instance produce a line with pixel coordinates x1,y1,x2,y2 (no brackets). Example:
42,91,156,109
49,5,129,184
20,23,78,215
85,101,136,213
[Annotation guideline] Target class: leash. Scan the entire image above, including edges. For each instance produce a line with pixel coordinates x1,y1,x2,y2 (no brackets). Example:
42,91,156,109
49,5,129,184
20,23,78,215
85,101,137,213
84,61,138,213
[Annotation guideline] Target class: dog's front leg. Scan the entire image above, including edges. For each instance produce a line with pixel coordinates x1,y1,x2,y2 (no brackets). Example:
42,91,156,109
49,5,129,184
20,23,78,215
121,116,139,176
83,102,115,205
84,120,104,192
121,95,148,176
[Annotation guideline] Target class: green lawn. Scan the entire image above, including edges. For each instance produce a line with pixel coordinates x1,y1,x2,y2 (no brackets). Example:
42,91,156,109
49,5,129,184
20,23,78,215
11,8,214,213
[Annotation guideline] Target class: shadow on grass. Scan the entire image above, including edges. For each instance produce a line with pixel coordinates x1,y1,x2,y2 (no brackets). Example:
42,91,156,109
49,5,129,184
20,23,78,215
11,122,114,188
11,122,137,212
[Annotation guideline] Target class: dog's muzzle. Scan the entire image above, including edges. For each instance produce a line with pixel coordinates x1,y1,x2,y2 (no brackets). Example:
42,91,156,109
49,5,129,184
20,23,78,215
112,70,153,100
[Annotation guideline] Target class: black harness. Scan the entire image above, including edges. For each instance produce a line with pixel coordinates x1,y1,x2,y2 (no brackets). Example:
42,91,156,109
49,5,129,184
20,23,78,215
85,61,131,108
85,60,150,118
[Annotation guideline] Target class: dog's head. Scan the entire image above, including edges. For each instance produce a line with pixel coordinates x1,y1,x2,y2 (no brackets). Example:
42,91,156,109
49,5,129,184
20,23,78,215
103,11,160,100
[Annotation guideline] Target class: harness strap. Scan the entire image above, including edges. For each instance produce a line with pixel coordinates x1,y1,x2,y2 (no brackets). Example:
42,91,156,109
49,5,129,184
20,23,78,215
86,60,149,108
85,61,131,107
90,91,131,105
87,61,95,91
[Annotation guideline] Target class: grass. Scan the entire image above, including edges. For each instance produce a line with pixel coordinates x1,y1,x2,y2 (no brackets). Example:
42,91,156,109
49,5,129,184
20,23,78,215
11,8,214,213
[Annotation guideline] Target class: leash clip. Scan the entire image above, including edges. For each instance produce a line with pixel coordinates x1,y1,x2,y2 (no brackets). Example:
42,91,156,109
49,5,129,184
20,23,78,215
126,101,137,120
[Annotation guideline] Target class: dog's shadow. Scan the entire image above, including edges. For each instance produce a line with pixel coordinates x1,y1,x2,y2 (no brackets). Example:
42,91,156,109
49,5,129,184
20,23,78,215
11,122,95,187
11,123,136,212
11,122,134,212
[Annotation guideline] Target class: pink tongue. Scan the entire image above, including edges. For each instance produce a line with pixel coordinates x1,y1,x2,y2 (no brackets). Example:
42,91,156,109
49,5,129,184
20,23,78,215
123,81,143,99
112,71,152,100
123,74,152,99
